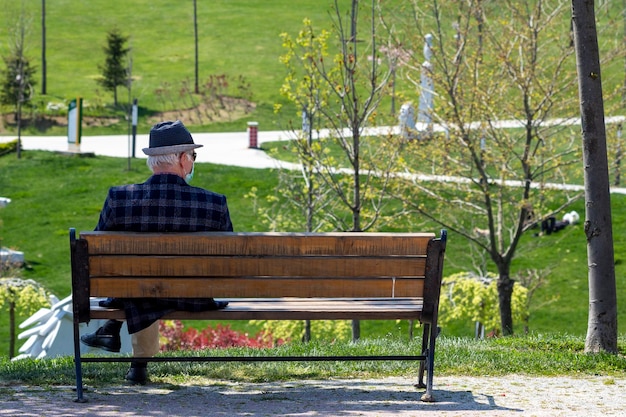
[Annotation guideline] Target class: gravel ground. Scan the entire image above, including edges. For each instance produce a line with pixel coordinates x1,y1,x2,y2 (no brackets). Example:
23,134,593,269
2,375,625,417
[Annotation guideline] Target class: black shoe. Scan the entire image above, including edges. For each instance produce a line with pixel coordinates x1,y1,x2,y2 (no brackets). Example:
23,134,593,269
125,366,148,385
98,297,124,309
212,300,229,310
80,321,122,352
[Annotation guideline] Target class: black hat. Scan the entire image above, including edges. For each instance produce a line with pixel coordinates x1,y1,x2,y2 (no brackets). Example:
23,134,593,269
142,120,203,156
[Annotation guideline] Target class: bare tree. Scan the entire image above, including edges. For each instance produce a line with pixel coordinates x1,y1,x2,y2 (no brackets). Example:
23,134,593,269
276,0,399,340
386,0,586,335
571,0,618,354
278,1,399,233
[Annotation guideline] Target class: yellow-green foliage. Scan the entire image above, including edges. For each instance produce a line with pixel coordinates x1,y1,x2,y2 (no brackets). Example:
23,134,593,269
0,278,50,317
438,272,528,334
251,319,352,342
0,140,17,157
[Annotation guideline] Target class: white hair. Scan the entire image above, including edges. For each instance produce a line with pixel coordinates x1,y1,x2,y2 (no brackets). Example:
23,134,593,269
146,152,193,172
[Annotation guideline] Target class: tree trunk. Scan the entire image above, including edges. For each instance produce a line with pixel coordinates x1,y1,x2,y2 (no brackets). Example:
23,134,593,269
303,320,311,342
497,270,515,336
351,320,360,341
16,94,22,160
571,0,618,353
349,0,361,342
623,0,626,106
9,300,15,358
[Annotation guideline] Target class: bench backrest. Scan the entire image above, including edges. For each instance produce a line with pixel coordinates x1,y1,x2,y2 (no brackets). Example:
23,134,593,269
70,230,446,322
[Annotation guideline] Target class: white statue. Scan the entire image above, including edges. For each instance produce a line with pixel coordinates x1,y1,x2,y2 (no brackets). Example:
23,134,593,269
417,34,434,138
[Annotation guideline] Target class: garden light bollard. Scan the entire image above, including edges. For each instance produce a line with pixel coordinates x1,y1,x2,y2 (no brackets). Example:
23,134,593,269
248,122,259,148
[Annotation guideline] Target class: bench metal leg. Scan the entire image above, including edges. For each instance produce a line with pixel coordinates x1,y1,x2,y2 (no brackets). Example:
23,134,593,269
416,323,429,389
420,324,439,402
72,319,87,403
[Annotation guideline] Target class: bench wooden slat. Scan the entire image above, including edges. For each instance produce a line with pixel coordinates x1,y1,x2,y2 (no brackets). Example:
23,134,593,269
81,232,435,256
89,298,425,321
88,256,426,279
89,277,425,298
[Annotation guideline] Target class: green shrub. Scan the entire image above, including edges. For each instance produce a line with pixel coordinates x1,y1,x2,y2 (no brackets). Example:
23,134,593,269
438,272,528,337
0,140,17,156
251,319,352,342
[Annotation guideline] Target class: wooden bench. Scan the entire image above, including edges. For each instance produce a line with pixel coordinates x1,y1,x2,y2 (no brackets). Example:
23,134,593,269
70,228,447,402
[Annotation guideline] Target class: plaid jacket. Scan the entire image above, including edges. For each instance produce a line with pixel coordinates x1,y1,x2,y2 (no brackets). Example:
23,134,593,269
95,173,233,333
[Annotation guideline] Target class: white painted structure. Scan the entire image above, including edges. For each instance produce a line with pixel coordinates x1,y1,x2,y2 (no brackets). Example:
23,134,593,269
0,248,24,265
13,294,132,360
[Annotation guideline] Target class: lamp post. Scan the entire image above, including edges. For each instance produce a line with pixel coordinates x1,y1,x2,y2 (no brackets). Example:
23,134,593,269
616,123,622,186
41,0,46,95
16,73,23,160
193,0,199,94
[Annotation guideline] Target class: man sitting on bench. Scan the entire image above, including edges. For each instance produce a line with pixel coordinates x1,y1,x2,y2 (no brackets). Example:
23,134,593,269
80,120,233,385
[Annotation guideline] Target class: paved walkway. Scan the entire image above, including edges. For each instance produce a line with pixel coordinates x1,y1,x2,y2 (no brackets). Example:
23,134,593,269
4,124,626,194
2,375,625,416
0,129,296,170
3,115,625,171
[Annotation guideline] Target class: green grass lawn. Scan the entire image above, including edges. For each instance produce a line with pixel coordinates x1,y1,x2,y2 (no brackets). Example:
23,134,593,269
1,149,626,359
0,0,344,135
1,1,625,363
0,1,624,137
2,335,626,387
